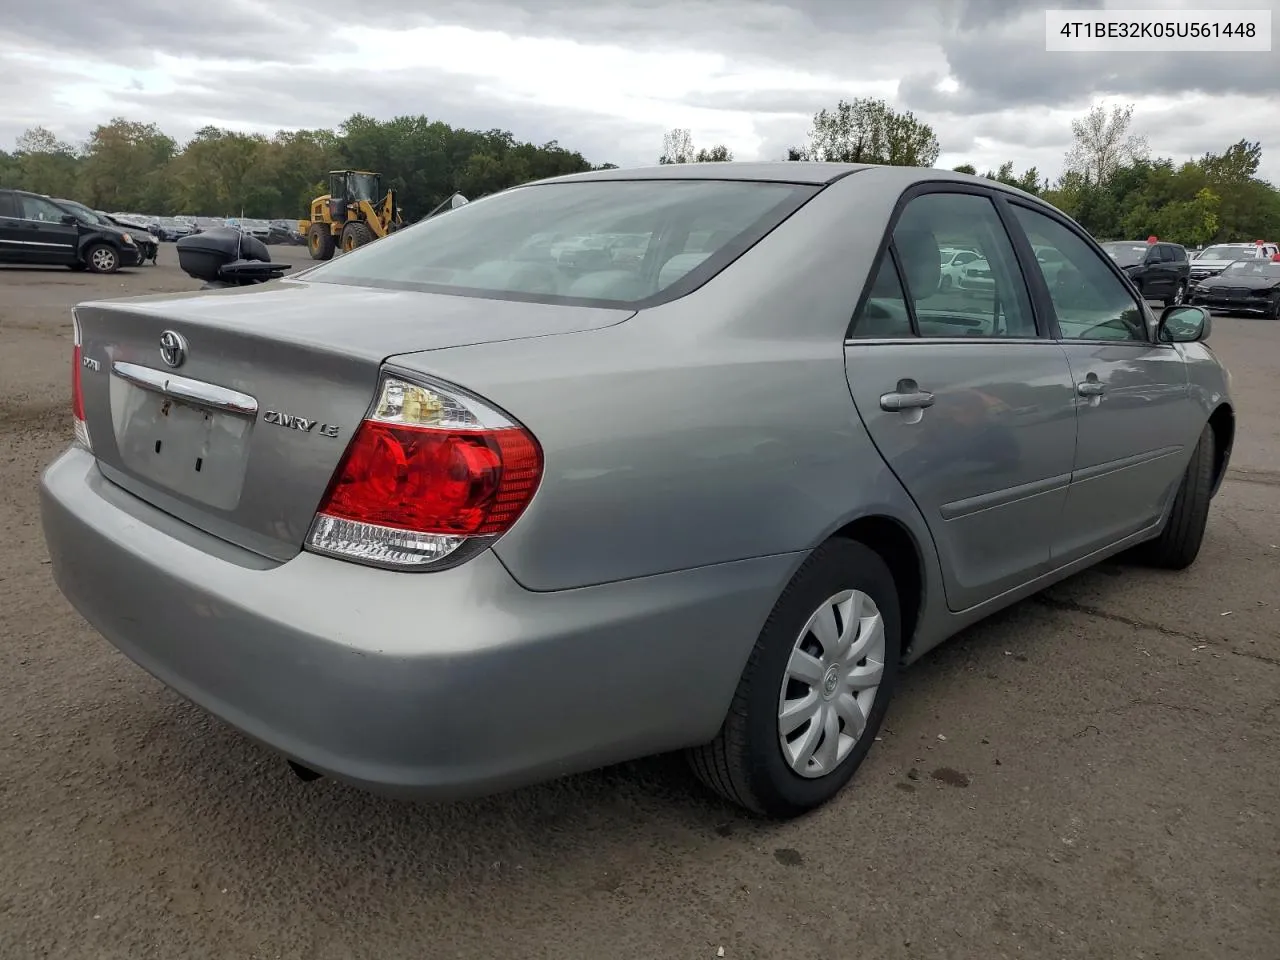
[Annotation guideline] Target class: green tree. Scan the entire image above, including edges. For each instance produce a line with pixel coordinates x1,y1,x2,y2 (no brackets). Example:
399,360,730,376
78,118,176,212
951,163,977,175
10,127,80,197
694,145,733,162
792,97,940,167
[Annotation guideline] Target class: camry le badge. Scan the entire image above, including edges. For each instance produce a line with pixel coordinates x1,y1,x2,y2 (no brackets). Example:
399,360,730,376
263,410,340,438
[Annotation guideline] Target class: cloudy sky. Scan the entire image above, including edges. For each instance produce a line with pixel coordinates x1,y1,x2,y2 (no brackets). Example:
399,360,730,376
3,0,1278,183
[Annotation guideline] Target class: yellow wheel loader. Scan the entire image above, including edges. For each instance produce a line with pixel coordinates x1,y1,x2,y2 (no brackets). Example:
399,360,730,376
298,170,403,261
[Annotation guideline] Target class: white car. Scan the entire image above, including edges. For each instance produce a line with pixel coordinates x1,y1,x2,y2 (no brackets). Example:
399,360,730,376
938,248,981,289
1190,242,1280,288
957,257,995,292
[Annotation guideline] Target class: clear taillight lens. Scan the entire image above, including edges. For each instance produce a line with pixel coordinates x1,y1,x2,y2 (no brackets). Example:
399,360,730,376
305,374,543,570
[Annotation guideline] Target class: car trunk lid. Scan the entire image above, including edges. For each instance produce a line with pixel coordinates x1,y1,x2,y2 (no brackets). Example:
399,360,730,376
75,278,632,561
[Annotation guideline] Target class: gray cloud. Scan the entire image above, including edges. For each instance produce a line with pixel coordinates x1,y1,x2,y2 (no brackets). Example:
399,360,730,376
2,0,1277,182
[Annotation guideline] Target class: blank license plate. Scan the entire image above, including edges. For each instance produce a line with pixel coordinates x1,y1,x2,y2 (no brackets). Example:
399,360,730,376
110,379,253,510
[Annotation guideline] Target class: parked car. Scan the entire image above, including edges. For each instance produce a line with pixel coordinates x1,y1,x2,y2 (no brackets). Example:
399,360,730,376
0,189,140,272
41,163,1233,818
937,247,981,289
956,255,995,293
67,206,160,264
151,217,194,241
237,218,273,242
1188,258,1280,318
268,219,305,245
1031,243,1069,287
1190,241,1280,288
1100,240,1190,306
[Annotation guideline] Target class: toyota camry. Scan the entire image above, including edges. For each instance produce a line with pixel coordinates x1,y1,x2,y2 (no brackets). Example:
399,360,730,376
40,163,1234,818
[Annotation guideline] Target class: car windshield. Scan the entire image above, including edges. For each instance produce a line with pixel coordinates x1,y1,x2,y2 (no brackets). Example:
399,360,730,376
54,199,107,225
1199,245,1251,260
301,179,819,307
1101,242,1149,266
1222,260,1280,278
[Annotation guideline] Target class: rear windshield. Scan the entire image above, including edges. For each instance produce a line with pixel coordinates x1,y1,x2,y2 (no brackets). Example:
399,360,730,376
1199,245,1252,261
300,179,819,307
1100,242,1149,266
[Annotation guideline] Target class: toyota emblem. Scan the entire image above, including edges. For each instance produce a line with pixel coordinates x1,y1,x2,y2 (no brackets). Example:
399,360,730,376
159,330,187,368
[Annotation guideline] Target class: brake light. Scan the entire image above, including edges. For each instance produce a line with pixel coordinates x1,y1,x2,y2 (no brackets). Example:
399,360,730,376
305,373,543,569
71,311,91,451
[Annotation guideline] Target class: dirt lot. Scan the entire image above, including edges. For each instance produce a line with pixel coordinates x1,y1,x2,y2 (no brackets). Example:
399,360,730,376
1,254,1278,960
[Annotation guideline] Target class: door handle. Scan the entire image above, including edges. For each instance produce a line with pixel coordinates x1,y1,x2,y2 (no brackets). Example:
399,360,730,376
880,384,936,412
1076,380,1105,397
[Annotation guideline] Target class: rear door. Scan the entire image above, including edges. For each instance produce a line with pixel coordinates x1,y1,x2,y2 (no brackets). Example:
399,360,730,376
0,191,29,262
1009,203,1198,563
843,186,1078,612
15,194,78,265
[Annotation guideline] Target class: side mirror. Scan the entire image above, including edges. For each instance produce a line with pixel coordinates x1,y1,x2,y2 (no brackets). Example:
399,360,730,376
1158,304,1210,343
60,214,79,225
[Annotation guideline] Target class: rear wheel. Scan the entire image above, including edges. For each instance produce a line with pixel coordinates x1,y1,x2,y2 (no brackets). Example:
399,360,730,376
687,540,901,818
341,221,375,253
84,243,120,274
1165,281,1186,307
308,224,335,261
1134,422,1214,570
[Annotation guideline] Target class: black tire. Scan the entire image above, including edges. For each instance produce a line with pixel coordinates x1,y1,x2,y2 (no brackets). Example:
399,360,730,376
308,224,336,261
687,539,902,819
1165,281,1187,308
84,243,120,274
1135,422,1215,570
341,221,375,252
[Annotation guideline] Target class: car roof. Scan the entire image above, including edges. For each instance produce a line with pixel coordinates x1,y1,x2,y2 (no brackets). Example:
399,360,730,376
528,162,1057,206
534,161,872,186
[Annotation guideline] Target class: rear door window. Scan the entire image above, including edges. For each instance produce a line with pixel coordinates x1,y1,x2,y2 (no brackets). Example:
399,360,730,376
0,192,16,219
891,191,1038,338
302,179,819,307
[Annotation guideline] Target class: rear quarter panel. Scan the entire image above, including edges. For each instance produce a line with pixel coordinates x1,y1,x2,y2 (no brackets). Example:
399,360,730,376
392,169,940,594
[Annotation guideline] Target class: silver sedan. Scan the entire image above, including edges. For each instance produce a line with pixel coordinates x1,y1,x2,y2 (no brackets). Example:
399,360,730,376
41,162,1234,818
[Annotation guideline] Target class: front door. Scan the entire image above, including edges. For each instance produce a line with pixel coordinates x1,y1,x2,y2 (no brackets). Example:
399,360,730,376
844,188,1078,612
15,194,78,265
1010,205,1198,563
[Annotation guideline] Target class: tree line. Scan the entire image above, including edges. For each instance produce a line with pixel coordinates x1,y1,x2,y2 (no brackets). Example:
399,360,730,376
4,99,1277,246
661,99,1280,245
0,115,606,221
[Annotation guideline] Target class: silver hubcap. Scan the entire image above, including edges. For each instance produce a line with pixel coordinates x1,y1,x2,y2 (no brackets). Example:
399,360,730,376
777,589,886,779
91,249,115,270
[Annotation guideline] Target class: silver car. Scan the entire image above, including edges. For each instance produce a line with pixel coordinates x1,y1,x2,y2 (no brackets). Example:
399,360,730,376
40,163,1234,818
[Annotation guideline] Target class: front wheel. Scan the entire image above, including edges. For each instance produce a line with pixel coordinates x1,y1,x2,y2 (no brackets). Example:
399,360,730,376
84,243,120,274
307,224,336,261
1134,422,1215,570
687,539,901,818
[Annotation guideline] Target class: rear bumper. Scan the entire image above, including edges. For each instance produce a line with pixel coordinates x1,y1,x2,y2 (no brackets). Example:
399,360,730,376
40,447,794,799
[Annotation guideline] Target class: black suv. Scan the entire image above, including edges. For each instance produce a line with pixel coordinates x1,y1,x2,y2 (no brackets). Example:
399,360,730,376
1099,240,1191,307
0,189,141,272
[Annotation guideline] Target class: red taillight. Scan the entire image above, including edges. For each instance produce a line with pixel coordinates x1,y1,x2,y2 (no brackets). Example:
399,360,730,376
306,373,543,569
71,311,90,450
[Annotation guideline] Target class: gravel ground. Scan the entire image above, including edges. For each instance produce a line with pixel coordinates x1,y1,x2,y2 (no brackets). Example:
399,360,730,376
1,253,1278,960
